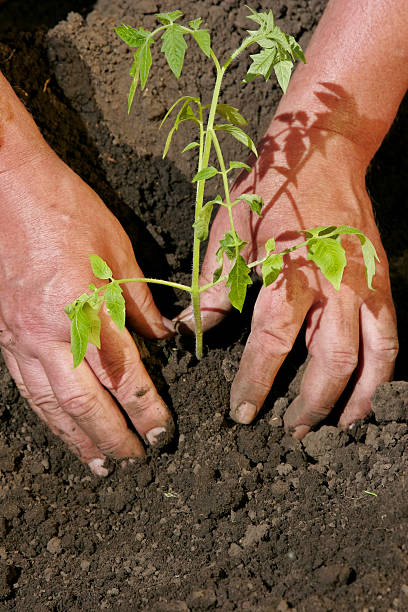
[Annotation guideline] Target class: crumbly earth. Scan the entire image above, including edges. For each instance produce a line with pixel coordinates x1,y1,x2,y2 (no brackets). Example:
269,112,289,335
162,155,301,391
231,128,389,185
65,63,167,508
0,1,407,610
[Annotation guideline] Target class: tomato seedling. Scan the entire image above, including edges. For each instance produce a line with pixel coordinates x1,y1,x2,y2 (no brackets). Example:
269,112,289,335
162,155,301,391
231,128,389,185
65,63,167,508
65,8,378,367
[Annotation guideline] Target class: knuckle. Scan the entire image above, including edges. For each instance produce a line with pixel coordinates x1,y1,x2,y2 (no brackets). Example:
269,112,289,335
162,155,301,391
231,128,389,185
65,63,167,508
250,326,293,357
0,329,15,348
322,348,358,378
33,391,59,414
59,392,100,421
96,437,126,457
370,336,399,364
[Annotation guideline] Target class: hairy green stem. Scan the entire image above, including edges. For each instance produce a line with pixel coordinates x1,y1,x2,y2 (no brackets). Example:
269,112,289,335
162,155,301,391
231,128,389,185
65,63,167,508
96,278,192,293
191,53,226,358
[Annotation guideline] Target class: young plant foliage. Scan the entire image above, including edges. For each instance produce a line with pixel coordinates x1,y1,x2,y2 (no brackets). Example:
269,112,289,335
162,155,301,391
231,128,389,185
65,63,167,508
66,9,377,367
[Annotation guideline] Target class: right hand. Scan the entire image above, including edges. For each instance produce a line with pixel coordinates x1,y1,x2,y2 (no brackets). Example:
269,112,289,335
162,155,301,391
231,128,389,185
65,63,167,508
0,145,174,476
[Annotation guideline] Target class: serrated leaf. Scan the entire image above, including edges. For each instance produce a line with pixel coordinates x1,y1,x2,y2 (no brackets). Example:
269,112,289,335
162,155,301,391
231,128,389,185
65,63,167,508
307,237,346,291
161,24,187,78
215,103,247,126
246,8,274,31
89,254,112,279
287,34,306,63
115,24,150,48
236,193,263,216
273,58,293,93
229,161,252,172
155,10,183,25
83,302,101,349
217,231,248,261
139,37,153,89
246,47,277,81
192,166,218,182
189,18,202,30
265,238,276,252
193,203,213,241
262,253,283,287
105,282,126,332
70,305,91,368
192,29,211,57
127,49,140,113
359,235,379,290
227,255,252,312
182,141,200,153
214,124,258,156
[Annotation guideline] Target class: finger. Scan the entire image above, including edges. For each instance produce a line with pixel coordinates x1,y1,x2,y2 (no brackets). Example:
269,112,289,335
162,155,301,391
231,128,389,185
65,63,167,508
39,343,146,460
115,246,175,339
283,292,360,438
84,310,174,447
338,298,398,427
6,348,111,475
230,277,314,423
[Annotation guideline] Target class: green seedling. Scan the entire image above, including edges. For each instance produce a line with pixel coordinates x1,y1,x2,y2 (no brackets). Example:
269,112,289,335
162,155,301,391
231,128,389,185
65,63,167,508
65,8,379,367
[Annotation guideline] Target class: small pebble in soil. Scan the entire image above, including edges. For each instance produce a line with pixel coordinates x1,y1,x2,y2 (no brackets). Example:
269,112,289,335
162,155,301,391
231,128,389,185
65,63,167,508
46,537,62,554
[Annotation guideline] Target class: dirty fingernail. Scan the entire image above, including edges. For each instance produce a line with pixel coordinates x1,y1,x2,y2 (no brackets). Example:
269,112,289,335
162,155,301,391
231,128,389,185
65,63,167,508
290,424,311,439
88,458,109,477
146,426,167,446
231,401,257,424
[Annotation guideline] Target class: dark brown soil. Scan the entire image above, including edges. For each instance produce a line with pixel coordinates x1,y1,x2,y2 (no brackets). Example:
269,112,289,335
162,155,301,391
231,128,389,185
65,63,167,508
1,1,408,610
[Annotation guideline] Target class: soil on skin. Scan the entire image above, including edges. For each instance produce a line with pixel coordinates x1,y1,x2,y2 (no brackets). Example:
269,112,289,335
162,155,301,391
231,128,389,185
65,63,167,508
1,1,408,610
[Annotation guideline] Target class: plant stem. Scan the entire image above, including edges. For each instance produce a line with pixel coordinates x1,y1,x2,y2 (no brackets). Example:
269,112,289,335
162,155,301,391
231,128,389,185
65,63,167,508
191,54,226,359
96,278,192,293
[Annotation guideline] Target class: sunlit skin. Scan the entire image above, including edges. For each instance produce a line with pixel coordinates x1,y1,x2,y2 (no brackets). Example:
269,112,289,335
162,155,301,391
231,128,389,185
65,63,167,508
177,0,407,436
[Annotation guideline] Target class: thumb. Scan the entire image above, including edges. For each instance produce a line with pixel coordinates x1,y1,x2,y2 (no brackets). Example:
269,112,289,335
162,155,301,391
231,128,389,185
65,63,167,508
119,256,175,339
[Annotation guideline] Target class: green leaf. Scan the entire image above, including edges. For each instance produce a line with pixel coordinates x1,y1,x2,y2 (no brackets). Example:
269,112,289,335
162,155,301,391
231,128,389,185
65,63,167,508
89,254,112,279
127,49,140,113
216,231,247,261
215,103,247,126
193,203,213,241
236,193,263,216
245,48,276,81
273,58,293,93
192,29,211,57
139,37,153,89
359,235,379,290
182,141,200,153
83,302,102,349
70,304,91,368
262,253,283,287
229,161,251,172
192,166,219,182
265,238,276,252
162,100,199,158
246,8,274,31
226,255,252,312
188,18,202,30
330,225,380,290
287,34,306,63
155,10,183,25
307,237,346,290
161,24,187,78
104,282,126,332
115,24,150,48
213,265,223,283
160,95,199,128
214,124,258,156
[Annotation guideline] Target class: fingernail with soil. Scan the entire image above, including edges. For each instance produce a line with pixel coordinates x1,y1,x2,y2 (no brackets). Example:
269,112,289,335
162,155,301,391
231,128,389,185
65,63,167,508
146,426,167,446
290,424,311,439
88,458,110,477
231,401,257,424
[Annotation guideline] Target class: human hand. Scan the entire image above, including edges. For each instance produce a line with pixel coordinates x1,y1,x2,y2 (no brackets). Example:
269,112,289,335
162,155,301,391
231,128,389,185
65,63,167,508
0,147,174,475
176,119,398,437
